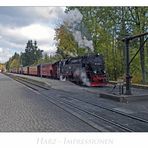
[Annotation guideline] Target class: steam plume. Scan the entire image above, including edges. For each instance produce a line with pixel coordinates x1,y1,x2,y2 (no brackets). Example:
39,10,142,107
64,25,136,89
63,8,94,52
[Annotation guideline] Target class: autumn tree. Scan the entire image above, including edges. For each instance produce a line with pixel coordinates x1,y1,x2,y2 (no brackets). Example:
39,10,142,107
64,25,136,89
54,23,80,58
6,52,20,71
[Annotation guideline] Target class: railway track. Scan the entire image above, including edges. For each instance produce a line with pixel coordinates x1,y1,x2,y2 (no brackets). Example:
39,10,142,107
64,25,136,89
9,74,148,132
53,90,148,124
52,97,134,132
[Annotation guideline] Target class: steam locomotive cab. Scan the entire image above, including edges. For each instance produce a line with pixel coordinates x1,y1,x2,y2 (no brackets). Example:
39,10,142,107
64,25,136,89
59,54,107,86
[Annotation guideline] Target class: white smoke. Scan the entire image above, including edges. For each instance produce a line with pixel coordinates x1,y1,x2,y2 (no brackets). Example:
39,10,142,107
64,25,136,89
64,9,83,26
58,9,95,84
80,70,91,86
73,68,91,86
63,9,94,52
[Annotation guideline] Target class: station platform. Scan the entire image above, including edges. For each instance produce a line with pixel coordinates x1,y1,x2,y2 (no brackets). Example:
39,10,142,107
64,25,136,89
7,73,148,103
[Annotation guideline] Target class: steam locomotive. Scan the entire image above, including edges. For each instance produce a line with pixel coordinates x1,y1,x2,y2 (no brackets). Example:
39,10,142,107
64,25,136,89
10,54,107,86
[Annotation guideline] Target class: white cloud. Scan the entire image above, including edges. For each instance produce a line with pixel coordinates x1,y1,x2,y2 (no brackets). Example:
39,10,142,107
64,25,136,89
40,44,57,52
0,23,55,43
0,47,14,63
20,24,55,41
0,7,66,63
31,7,65,20
0,7,65,27
0,24,57,62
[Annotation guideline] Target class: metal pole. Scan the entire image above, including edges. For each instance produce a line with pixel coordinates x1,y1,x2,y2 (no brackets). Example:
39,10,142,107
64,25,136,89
125,39,132,95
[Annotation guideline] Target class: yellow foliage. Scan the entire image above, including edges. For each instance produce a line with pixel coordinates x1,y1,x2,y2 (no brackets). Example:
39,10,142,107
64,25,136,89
55,24,78,57
10,59,20,69
131,74,142,84
0,63,5,70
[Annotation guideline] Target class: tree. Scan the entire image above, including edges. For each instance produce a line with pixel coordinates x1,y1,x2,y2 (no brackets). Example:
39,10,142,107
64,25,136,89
65,7,124,80
54,23,80,58
21,40,43,66
64,7,148,82
5,52,20,71
128,7,148,83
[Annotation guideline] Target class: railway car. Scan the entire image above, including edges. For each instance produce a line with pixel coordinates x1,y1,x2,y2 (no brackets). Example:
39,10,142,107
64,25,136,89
40,63,53,77
11,68,19,73
18,67,23,74
28,66,38,76
58,54,107,86
23,66,29,75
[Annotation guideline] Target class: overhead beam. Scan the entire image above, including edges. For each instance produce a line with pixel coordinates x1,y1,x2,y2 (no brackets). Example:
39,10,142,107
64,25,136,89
122,32,148,41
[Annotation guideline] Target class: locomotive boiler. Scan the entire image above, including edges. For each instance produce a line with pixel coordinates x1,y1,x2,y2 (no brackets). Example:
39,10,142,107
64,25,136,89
58,54,107,86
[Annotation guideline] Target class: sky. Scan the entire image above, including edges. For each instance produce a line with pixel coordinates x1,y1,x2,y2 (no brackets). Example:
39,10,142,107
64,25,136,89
0,7,66,63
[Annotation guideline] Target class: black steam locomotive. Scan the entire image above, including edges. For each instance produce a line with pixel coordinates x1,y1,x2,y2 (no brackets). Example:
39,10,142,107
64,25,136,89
57,54,107,86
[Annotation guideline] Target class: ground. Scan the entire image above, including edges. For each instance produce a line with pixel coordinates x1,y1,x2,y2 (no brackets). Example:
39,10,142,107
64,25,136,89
1,73,148,132
0,73,97,132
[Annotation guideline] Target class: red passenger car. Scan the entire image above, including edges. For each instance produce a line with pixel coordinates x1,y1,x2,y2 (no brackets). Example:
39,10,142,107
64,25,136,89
18,67,23,74
23,66,29,75
40,63,53,77
28,66,38,76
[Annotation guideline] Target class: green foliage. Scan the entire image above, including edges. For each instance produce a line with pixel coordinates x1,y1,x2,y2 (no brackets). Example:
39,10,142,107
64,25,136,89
54,24,80,58
0,63,5,72
6,40,43,71
5,52,20,71
21,40,43,66
55,6,148,83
